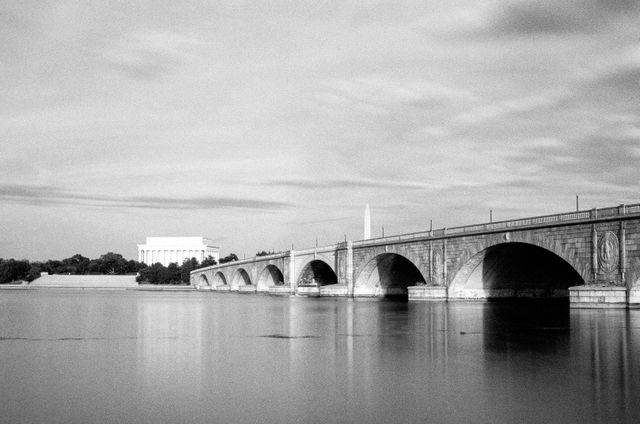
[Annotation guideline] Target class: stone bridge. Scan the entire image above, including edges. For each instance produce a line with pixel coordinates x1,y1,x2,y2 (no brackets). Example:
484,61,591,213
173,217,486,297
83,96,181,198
191,204,640,307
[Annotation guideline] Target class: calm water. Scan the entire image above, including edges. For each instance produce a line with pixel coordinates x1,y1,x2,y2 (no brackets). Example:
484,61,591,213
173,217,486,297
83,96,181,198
1,290,639,424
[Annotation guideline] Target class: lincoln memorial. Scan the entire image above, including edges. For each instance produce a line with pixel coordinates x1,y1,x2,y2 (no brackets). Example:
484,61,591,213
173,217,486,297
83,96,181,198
137,237,220,266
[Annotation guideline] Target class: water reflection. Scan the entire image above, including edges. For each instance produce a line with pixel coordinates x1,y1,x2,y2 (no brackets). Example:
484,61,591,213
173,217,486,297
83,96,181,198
135,294,205,391
1,291,639,424
569,309,640,424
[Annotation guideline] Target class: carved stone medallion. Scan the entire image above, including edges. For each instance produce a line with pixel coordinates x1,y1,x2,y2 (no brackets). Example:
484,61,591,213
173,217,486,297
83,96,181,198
598,231,619,273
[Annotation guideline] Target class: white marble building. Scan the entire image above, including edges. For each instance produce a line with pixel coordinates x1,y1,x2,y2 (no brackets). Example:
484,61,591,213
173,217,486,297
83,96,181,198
137,237,219,266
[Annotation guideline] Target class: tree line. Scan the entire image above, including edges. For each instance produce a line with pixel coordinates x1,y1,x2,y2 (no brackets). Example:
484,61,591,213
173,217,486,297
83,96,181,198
0,252,239,285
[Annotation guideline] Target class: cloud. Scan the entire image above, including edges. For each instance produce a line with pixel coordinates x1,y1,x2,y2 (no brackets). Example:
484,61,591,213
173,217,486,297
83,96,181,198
455,89,566,125
0,184,290,211
489,0,639,35
316,76,472,115
103,30,203,79
508,131,640,187
268,177,438,191
285,216,353,225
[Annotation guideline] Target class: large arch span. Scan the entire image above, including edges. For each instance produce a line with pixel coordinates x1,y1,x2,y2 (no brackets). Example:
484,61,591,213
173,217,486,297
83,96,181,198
354,253,426,297
449,242,584,299
297,260,337,287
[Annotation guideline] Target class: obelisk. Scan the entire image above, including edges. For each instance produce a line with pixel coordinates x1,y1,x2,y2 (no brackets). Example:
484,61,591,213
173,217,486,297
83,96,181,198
364,204,371,240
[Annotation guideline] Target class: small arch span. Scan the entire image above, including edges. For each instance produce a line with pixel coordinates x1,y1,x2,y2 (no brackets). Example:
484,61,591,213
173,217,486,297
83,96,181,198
195,274,210,289
231,268,252,289
448,242,584,300
354,253,425,298
212,272,227,287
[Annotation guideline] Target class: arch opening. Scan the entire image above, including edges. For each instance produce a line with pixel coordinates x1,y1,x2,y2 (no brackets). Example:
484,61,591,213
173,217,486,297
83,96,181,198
449,242,584,300
197,274,210,288
258,265,284,289
232,268,252,287
297,260,337,287
212,272,227,286
354,253,425,298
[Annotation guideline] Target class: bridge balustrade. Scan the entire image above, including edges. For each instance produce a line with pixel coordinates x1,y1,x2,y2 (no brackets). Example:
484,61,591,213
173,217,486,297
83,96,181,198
351,203,638,247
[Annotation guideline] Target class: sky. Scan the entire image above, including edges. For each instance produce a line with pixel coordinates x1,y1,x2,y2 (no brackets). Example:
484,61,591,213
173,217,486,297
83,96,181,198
1,0,639,261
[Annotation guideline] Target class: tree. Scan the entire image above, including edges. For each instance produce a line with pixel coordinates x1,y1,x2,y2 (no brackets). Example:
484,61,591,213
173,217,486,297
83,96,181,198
219,253,238,264
46,259,63,274
255,251,271,257
26,262,46,282
136,266,152,284
0,259,30,283
180,257,199,283
166,263,181,284
60,254,90,274
92,252,130,274
200,255,217,267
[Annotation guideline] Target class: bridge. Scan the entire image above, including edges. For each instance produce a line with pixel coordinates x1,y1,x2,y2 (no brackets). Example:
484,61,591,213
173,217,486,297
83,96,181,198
191,203,640,308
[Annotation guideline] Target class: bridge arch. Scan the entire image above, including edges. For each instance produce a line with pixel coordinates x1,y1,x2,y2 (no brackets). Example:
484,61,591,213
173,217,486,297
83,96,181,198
212,271,227,287
257,264,285,291
231,268,252,289
354,252,426,297
296,259,337,287
195,274,210,289
448,241,584,299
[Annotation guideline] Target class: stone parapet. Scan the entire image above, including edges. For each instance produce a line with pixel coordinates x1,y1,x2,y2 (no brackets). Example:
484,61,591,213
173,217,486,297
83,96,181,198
569,285,627,308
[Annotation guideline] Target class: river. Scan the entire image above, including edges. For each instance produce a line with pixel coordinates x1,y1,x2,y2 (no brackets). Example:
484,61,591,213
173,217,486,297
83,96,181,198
1,290,638,423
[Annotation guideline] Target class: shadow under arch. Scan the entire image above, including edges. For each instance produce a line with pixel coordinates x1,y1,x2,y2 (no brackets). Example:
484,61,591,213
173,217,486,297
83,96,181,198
212,271,227,287
354,252,426,298
449,242,584,300
297,259,337,287
257,264,284,290
231,268,252,289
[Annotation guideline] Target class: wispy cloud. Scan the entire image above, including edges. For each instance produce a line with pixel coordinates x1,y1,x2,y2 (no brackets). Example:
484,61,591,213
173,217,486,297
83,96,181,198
315,76,472,115
103,30,203,79
0,184,290,211
508,131,640,187
455,89,566,125
268,177,439,191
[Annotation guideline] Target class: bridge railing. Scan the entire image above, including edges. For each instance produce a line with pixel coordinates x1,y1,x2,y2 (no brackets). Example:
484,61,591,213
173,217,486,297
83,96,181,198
294,244,340,255
352,203,639,247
